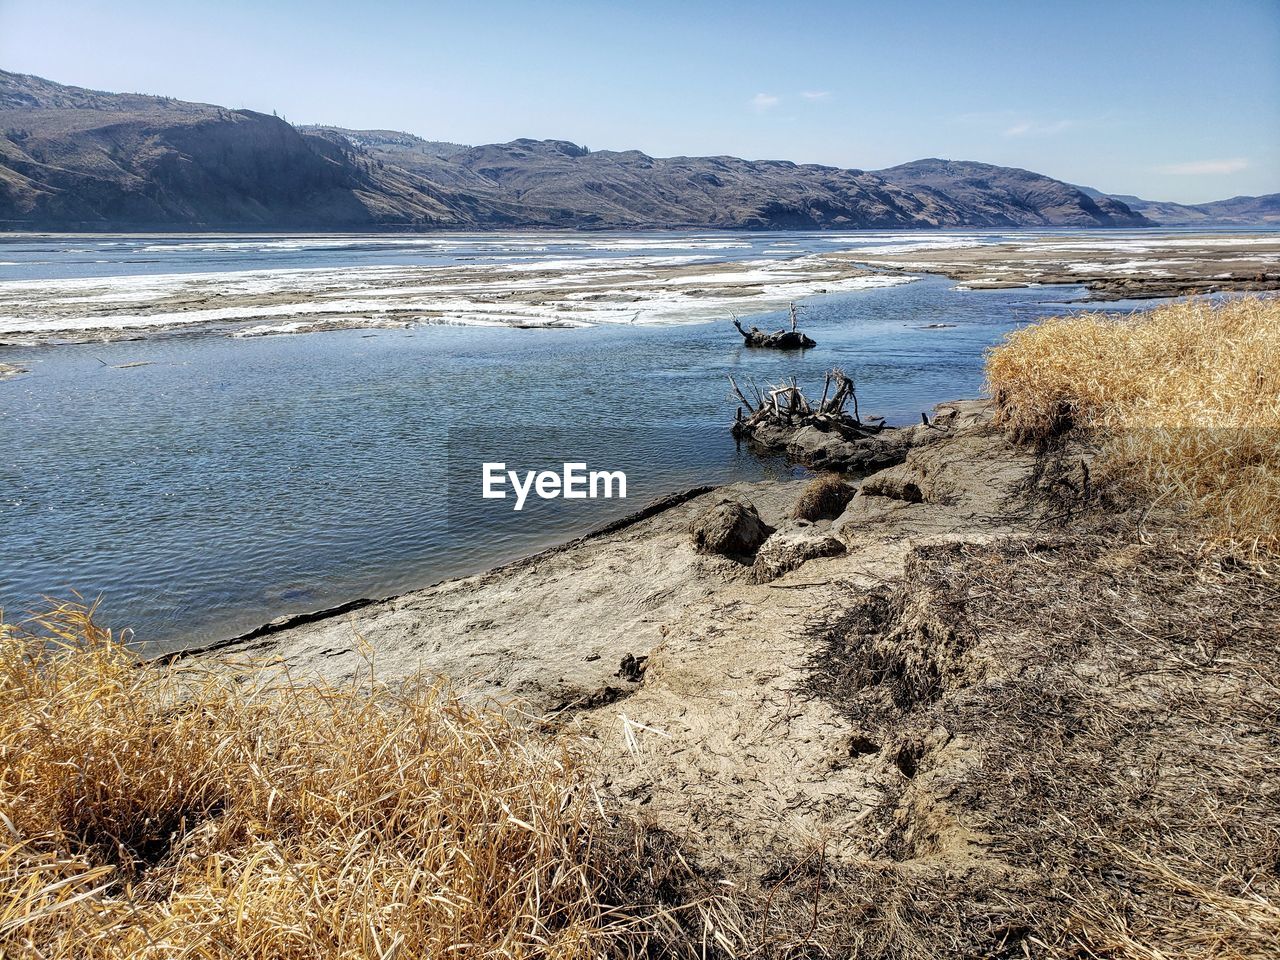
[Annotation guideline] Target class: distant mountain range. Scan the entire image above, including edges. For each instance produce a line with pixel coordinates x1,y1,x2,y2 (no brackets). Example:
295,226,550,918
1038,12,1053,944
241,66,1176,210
0,70,1274,232
1070,184,1280,226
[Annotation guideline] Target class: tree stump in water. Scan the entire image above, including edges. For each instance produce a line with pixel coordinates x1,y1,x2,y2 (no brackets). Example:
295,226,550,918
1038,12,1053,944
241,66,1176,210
732,302,816,349
727,369,929,472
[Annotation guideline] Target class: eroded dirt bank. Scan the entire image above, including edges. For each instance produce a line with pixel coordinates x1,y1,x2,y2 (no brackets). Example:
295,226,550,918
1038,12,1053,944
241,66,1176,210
205,403,1279,957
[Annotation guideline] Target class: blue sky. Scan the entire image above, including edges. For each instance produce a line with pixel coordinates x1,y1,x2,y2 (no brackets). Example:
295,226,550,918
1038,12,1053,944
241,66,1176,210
1,0,1277,203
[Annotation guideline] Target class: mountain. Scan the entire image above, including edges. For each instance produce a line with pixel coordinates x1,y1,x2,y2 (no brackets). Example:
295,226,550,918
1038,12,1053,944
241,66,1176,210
0,69,1157,231
1189,194,1280,224
298,126,469,160
874,159,1145,227
1074,184,1280,226
418,139,995,229
0,71,519,228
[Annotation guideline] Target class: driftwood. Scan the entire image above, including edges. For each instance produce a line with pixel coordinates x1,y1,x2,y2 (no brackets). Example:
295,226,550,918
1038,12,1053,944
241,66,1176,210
729,369,883,441
727,369,927,474
732,303,816,350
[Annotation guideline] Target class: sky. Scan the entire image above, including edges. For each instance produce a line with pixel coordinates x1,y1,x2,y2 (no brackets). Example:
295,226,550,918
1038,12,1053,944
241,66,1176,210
1,0,1277,203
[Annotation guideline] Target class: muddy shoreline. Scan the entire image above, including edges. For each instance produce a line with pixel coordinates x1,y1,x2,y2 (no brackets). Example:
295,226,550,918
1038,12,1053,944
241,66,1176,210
192,399,1006,705
161,484,718,664
140,396,1280,954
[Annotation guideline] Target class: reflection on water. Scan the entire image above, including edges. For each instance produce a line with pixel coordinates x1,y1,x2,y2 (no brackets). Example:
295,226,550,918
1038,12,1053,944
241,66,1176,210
0,238,1166,653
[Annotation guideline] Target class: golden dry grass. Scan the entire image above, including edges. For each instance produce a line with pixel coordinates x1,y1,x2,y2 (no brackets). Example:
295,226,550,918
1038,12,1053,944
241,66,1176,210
0,602,689,959
792,474,855,522
986,295,1280,552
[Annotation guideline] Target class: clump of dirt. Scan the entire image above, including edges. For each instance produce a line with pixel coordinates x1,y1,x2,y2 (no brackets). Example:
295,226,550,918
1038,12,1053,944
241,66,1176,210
689,498,774,560
808,543,985,714
858,471,924,503
750,522,845,583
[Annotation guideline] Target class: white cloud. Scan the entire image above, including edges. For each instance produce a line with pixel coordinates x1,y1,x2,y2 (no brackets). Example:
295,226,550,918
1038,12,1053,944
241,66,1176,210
1155,158,1250,175
1004,119,1073,137
800,90,831,101
750,92,781,112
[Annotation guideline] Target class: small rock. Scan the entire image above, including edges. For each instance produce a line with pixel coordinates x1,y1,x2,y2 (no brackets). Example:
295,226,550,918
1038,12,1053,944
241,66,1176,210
690,499,774,560
860,469,925,503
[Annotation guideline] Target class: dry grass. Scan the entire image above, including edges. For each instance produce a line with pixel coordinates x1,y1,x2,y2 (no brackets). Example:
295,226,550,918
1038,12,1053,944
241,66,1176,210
0,602,719,959
792,474,855,522
986,295,1280,552
804,536,1280,959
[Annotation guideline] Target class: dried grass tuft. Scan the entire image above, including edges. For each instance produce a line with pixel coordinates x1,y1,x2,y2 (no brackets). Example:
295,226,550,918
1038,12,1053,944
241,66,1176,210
0,601,716,959
986,296,1280,552
792,474,855,522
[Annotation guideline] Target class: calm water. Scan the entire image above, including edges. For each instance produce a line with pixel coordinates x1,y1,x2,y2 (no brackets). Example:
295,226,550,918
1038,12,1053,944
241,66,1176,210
0,232,1170,652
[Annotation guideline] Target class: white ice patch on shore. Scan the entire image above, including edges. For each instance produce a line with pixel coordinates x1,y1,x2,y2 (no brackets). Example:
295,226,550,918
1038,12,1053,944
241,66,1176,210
1066,259,1193,275
0,250,915,340
1027,236,1280,252
135,235,759,256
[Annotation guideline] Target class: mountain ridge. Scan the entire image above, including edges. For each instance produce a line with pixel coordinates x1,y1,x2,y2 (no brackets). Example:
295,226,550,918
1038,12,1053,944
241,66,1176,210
0,70,1267,232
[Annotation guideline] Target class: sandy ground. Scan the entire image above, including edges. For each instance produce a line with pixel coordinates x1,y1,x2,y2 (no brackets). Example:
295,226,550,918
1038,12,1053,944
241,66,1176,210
196,481,807,709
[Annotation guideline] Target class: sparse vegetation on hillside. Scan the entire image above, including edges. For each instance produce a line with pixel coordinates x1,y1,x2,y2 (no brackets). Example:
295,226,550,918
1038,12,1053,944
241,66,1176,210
987,296,1280,552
